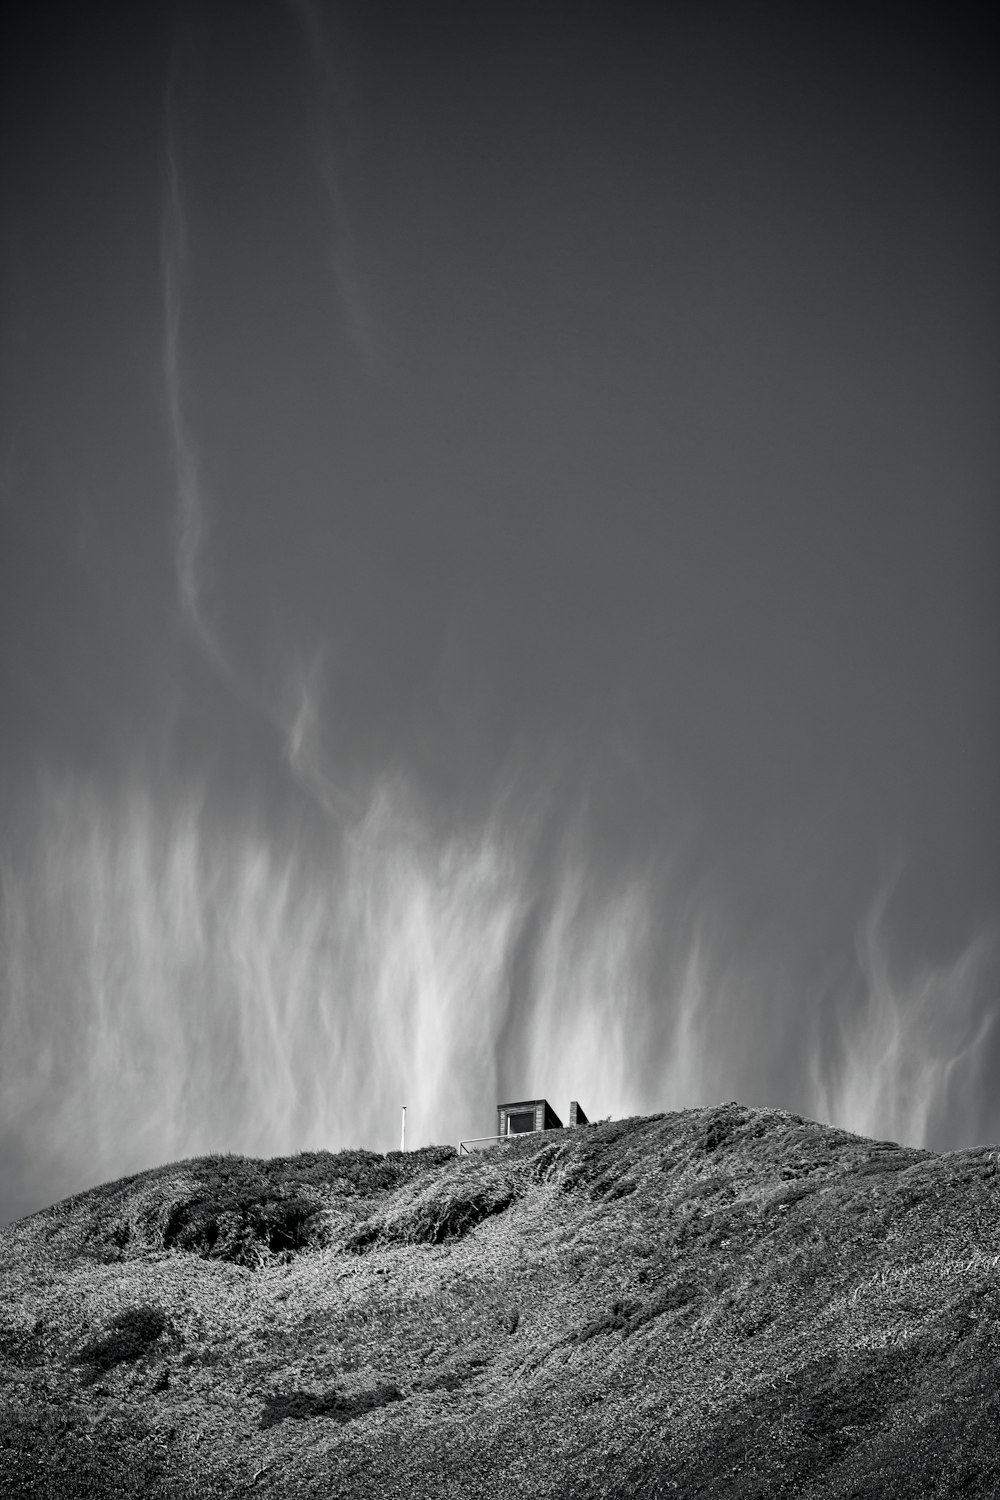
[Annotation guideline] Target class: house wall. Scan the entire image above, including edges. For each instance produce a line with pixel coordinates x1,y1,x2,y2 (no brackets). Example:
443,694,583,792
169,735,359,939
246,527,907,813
496,1098,563,1136
497,1101,538,1137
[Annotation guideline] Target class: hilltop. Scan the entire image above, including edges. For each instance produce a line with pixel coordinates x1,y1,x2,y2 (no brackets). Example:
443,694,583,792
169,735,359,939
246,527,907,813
2,1103,999,1498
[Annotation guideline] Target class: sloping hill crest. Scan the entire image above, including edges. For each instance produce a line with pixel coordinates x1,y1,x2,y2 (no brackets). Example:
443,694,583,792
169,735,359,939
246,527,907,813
2,1103,999,1497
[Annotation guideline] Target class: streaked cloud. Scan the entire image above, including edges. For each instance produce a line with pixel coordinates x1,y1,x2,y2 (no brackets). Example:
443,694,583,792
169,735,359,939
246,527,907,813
2,771,996,1223
286,0,377,370
813,876,999,1149
161,42,227,676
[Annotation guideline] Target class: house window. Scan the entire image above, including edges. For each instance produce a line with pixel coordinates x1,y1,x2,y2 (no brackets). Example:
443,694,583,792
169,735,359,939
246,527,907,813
507,1111,535,1134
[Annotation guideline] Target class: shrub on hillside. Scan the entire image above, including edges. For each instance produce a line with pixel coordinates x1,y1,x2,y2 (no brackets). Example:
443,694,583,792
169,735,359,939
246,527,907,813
163,1182,327,1267
346,1171,516,1251
82,1145,460,1265
153,1146,453,1266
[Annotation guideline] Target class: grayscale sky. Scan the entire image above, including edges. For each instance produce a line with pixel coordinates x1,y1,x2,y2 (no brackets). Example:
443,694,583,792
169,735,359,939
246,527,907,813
1,2,997,1226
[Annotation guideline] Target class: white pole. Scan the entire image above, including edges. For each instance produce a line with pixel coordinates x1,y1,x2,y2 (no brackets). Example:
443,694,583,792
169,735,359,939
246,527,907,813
401,1105,406,1152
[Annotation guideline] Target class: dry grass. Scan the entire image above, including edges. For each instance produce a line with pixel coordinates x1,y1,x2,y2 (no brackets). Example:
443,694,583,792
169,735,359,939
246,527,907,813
2,1104,999,1497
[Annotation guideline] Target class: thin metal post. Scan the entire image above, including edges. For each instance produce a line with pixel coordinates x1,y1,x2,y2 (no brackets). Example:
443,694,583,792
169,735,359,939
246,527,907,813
401,1105,406,1152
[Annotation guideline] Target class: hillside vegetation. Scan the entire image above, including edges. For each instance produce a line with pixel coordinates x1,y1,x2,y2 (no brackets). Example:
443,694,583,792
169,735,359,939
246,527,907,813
2,1104,1000,1498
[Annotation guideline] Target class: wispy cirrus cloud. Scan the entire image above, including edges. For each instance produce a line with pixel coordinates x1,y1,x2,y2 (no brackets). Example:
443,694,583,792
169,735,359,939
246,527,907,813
3,769,997,1226
812,873,999,1149
284,649,360,821
161,45,227,677
285,0,377,370
160,30,357,823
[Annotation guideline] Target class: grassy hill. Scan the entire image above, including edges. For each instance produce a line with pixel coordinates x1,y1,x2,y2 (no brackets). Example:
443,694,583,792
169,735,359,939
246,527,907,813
2,1103,999,1498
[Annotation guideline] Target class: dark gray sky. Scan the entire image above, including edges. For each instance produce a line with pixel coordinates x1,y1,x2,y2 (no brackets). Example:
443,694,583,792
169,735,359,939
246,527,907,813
1,2,997,1225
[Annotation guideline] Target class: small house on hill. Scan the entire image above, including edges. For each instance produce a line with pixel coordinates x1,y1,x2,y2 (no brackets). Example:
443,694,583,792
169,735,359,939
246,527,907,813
460,1098,590,1152
497,1098,589,1136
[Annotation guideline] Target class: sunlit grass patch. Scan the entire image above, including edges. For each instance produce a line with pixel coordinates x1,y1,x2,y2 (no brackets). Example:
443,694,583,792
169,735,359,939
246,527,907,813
345,1162,519,1251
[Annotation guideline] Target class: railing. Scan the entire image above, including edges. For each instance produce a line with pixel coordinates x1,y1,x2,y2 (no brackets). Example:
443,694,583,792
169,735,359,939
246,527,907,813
458,1135,514,1154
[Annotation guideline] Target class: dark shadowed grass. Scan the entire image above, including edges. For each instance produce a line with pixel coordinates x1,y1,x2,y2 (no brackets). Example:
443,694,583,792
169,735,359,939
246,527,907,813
161,1180,326,1266
0,1318,48,1369
152,1145,459,1268
72,1305,168,1382
260,1382,403,1429
39,1143,460,1270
